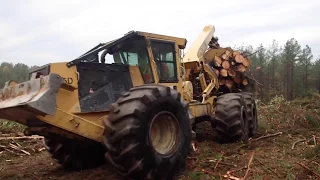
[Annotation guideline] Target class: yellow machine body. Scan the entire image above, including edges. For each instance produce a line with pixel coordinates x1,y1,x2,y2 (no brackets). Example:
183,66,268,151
0,25,218,142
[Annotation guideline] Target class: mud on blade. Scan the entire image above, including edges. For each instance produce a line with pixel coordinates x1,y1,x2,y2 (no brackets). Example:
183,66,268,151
0,73,64,121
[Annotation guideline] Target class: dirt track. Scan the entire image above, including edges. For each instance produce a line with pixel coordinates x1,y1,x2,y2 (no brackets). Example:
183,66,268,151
1,125,320,180
0,138,121,180
1,97,320,180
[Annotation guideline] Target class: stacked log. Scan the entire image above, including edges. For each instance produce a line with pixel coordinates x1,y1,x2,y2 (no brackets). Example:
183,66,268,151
204,47,251,90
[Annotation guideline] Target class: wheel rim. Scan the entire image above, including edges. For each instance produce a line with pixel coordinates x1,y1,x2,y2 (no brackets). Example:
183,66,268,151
149,111,180,156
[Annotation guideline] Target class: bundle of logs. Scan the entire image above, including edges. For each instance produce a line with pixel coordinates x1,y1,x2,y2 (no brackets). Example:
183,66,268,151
204,47,251,91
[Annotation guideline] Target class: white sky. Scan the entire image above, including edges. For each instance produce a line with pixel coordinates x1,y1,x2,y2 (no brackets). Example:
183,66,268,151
0,0,319,66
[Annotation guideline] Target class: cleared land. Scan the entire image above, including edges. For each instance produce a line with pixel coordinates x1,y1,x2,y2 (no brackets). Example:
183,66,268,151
1,95,320,180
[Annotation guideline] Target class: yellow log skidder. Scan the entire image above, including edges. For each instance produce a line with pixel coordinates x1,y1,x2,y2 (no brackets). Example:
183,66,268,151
0,25,258,180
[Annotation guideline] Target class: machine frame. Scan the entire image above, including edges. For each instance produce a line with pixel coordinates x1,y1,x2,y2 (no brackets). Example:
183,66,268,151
0,26,218,142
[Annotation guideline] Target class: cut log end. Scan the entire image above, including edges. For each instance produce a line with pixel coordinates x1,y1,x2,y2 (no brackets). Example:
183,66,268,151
235,54,244,63
237,64,246,73
228,69,237,77
215,69,220,76
222,60,230,70
220,69,228,77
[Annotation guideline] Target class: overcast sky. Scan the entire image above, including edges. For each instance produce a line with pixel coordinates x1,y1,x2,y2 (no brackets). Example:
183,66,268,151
0,0,319,66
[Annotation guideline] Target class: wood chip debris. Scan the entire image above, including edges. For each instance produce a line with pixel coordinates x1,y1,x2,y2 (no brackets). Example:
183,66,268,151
1,143,31,156
0,135,44,141
191,142,197,152
0,142,45,156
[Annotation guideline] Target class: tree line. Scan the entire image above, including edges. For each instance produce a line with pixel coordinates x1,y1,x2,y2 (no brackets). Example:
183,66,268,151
236,38,320,101
0,38,319,102
0,62,39,88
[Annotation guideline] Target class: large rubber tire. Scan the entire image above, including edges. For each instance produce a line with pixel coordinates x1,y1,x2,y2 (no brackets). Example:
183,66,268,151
43,136,106,170
240,92,258,137
102,84,192,180
213,93,249,143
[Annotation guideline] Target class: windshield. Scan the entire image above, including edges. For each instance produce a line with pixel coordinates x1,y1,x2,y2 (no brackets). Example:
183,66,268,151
113,38,154,83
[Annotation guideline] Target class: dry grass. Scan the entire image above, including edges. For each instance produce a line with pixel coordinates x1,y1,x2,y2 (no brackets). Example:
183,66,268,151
178,94,320,180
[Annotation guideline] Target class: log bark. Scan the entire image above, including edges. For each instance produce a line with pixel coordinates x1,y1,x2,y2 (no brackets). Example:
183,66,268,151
242,57,250,67
234,75,242,84
225,50,232,57
222,54,229,60
228,69,237,77
233,50,241,56
214,56,223,66
204,48,227,61
219,78,226,85
225,80,234,89
237,64,246,72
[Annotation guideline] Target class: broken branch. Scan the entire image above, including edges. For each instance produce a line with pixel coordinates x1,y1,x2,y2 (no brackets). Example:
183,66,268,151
223,166,246,180
251,132,283,141
205,159,237,167
0,135,44,141
243,151,255,180
219,162,237,167
214,153,224,170
245,75,264,86
292,139,306,149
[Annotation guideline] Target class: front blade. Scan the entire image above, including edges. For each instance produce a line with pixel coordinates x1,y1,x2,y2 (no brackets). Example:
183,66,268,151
0,73,64,121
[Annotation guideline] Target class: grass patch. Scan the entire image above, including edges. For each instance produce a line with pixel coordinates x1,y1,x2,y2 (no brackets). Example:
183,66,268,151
305,111,320,129
0,119,25,133
304,145,320,159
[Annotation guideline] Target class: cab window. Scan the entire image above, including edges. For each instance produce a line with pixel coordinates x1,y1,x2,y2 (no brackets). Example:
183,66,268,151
150,40,178,83
113,38,154,83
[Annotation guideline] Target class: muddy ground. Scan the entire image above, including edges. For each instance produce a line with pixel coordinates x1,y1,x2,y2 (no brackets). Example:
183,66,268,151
1,95,320,180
